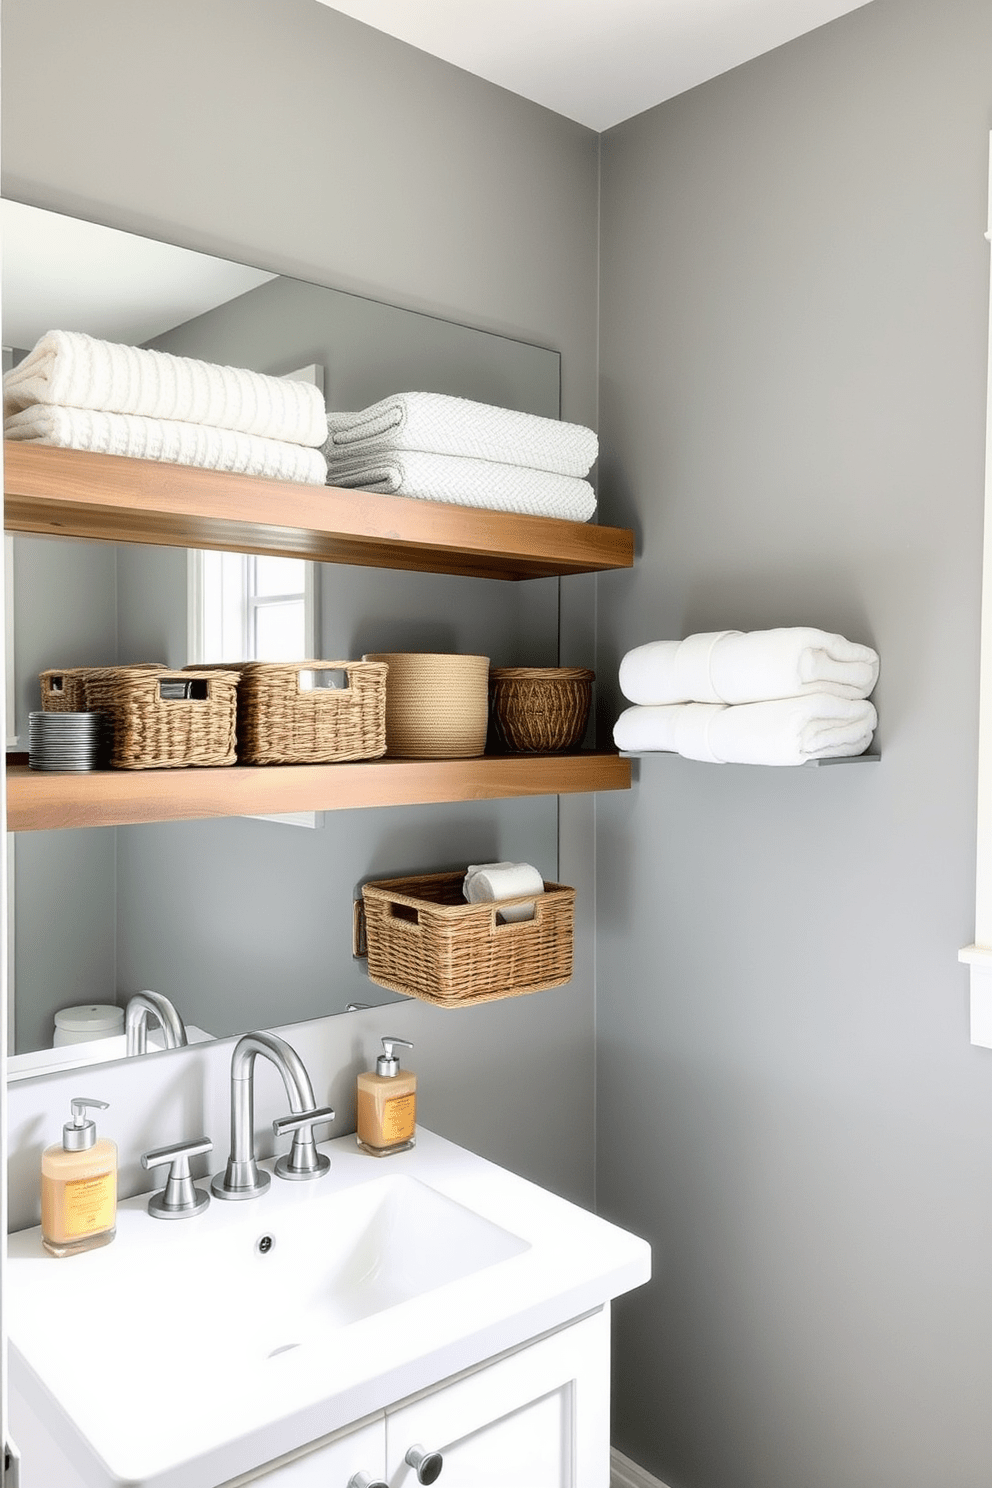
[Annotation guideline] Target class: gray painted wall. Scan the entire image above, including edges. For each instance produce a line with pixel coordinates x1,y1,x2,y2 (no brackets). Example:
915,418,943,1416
597,1,992,1484
2,0,600,1208
10,538,119,1052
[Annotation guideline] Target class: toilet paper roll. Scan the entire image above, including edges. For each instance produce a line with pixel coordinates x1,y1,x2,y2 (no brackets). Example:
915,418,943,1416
464,861,545,923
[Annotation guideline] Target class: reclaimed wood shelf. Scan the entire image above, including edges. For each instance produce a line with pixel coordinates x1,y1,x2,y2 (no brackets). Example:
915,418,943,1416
3,443,634,581
7,752,631,832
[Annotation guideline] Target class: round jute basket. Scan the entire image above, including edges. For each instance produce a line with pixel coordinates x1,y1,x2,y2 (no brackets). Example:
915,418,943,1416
364,652,490,758
489,667,594,753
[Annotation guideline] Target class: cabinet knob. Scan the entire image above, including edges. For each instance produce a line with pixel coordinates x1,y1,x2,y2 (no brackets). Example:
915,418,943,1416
348,1474,388,1488
405,1443,444,1483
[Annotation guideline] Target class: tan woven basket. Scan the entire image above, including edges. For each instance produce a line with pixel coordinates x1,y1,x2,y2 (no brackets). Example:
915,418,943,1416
360,870,575,1007
364,653,489,759
40,664,165,713
40,668,93,713
213,660,388,765
81,667,239,769
490,667,594,753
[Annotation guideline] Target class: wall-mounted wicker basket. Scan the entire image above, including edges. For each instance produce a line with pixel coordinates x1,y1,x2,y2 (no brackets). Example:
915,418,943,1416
200,659,388,765
81,667,239,769
489,667,594,753
356,869,575,1007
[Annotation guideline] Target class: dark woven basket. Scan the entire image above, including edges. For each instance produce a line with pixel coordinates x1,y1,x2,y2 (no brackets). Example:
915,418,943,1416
489,667,594,753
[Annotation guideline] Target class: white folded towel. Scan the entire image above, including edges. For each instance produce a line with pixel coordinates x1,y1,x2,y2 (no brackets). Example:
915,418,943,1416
464,861,545,923
324,392,598,478
4,405,328,484
619,628,879,705
3,330,328,446
613,695,877,766
325,450,596,522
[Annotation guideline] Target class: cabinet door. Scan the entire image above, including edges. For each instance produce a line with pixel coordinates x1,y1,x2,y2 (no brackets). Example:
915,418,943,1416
229,1416,384,1486
385,1309,610,1488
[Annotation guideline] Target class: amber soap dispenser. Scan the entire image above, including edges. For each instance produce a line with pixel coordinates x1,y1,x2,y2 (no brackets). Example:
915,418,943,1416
41,1097,117,1257
357,1037,416,1156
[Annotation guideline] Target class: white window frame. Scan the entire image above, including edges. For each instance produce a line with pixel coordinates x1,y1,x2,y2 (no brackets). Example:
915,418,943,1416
187,549,322,829
960,133,992,1040
186,549,317,670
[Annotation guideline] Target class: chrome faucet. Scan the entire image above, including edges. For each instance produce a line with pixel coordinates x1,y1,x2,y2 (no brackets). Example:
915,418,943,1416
125,990,188,1057
211,1032,335,1201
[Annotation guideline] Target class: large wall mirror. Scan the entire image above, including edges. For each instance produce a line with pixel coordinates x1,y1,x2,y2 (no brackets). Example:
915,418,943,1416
3,200,563,1079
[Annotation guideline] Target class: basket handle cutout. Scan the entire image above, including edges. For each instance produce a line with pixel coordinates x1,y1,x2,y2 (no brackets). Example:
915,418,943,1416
48,675,65,693
298,668,350,693
492,896,546,931
159,678,208,701
388,901,421,927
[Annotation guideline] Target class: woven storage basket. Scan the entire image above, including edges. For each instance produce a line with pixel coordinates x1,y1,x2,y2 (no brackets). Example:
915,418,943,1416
364,653,489,759
81,667,239,769
40,668,94,713
41,665,165,714
490,667,594,753
360,870,574,1007
211,659,388,765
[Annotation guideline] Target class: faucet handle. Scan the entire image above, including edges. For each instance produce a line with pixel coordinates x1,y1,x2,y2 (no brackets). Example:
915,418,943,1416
272,1105,336,1138
141,1137,212,1220
272,1105,335,1183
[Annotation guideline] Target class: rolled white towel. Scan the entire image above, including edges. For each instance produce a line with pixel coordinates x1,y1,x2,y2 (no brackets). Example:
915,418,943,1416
4,405,328,484
464,861,545,923
325,449,596,522
324,391,598,478
3,329,328,445
613,695,877,766
619,628,879,705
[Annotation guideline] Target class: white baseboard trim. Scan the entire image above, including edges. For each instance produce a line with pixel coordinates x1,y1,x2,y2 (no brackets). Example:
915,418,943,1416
610,1447,672,1488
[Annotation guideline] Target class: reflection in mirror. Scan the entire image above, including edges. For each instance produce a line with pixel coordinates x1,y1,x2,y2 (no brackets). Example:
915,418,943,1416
4,201,563,1078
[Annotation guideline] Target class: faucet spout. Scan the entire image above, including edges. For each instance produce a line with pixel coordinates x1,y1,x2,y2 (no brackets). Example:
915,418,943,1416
211,1032,333,1201
125,991,188,1057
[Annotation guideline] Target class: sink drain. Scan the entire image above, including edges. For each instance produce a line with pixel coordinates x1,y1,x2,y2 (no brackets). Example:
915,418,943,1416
256,1234,274,1255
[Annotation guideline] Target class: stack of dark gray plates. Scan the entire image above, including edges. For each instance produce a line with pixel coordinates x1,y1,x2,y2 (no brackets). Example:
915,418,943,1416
28,711,104,772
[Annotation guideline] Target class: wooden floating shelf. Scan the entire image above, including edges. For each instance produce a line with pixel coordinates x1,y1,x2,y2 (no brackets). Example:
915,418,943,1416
3,443,633,582
7,752,632,832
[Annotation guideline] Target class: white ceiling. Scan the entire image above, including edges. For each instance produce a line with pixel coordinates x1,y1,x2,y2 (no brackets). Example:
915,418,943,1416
318,0,875,132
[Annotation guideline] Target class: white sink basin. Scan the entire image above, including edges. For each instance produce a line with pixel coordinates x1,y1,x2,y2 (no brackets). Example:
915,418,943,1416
145,1171,529,1366
8,1129,650,1488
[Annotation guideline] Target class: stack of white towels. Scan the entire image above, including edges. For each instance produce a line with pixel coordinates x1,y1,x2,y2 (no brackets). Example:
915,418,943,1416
3,329,329,484
613,628,879,766
463,861,545,923
322,391,598,522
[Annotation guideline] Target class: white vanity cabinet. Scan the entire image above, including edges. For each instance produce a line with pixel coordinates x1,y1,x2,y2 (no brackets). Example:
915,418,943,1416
384,1309,609,1488
237,1417,384,1485
242,1309,609,1488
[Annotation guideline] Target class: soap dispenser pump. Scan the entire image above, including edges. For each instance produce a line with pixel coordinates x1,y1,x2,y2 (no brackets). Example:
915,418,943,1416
357,1037,416,1156
41,1097,118,1257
